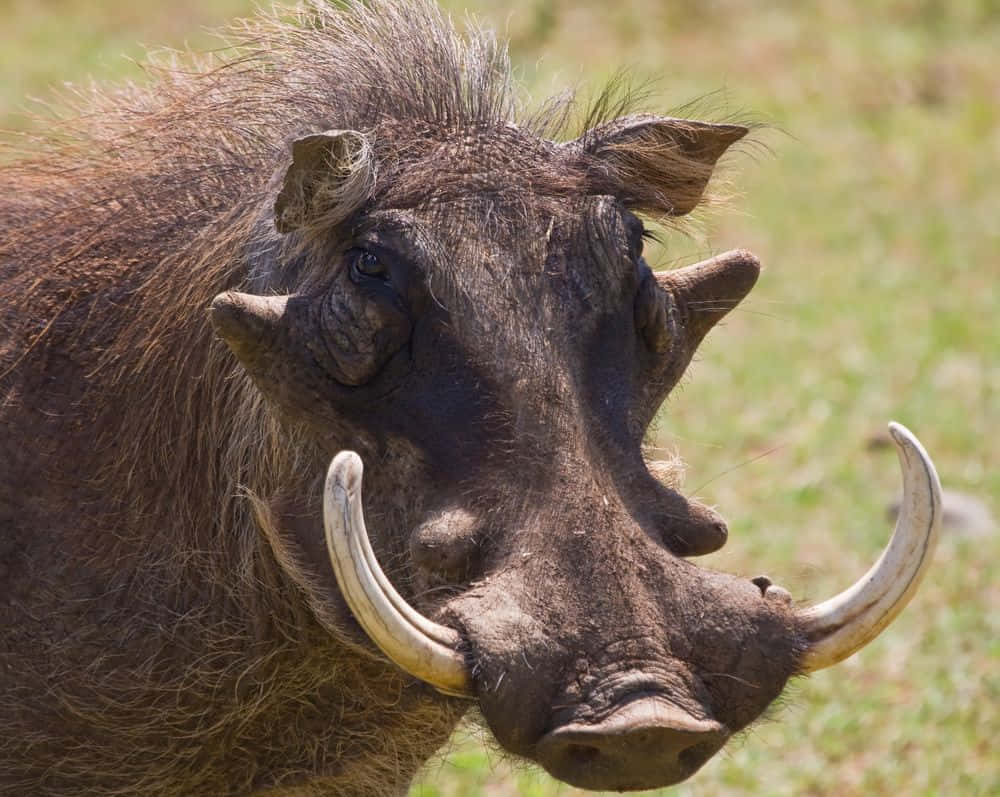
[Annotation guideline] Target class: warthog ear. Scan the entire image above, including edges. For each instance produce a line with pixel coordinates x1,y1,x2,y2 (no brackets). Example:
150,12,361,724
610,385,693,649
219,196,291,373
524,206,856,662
274,129,376,234
574,115,747,216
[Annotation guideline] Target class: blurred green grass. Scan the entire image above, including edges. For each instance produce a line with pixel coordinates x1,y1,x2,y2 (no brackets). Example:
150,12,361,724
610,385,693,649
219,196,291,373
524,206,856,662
3,1,997,795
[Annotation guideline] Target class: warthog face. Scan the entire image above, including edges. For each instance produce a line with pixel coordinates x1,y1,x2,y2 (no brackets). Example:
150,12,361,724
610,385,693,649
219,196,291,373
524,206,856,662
211,27,939,797
0,0,941,792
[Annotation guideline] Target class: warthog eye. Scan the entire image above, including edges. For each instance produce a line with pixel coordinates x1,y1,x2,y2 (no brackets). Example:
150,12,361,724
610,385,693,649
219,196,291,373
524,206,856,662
349,248,390,281
624,212,647,262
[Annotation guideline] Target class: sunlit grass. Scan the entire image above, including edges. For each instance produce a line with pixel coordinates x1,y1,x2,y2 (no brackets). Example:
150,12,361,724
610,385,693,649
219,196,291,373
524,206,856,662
2,1,996,794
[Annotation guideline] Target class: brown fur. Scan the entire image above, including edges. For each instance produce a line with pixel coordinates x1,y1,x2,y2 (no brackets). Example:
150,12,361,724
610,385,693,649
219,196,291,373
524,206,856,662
0,2,792,794
0,2,522,792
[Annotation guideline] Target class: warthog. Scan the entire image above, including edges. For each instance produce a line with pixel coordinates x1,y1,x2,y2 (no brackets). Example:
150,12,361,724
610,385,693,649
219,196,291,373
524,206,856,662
0,1,940,794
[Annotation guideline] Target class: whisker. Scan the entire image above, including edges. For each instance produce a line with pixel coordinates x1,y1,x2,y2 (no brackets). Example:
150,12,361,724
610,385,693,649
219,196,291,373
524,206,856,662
688,305,793,323
702,672,761,689
652,433,725,450
687,444,784,496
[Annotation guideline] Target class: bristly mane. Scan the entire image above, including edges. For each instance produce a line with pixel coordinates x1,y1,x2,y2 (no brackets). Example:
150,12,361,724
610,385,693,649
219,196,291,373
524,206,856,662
0,0,648,541
0,3,706,791
0,4,546,791
3,0,501,544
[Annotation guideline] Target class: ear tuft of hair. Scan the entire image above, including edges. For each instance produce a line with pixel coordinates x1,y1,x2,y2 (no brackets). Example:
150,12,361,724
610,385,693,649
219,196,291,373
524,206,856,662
274,129,377,235
575,114,748,216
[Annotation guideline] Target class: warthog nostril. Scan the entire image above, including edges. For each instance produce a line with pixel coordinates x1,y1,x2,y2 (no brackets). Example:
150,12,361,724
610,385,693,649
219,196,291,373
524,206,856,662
564,742,601,766
535,697,729,791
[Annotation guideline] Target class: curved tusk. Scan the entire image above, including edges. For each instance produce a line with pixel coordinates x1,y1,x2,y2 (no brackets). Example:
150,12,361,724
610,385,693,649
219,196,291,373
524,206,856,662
324,451,473,697
798,422,942,672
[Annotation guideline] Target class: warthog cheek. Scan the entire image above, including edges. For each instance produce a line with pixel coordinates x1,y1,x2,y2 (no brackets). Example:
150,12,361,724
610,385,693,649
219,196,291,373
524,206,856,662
314,284,412,386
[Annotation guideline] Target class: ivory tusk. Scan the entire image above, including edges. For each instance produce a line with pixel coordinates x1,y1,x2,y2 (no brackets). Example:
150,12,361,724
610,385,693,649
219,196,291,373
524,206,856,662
798,422,942,672
324,451,473,697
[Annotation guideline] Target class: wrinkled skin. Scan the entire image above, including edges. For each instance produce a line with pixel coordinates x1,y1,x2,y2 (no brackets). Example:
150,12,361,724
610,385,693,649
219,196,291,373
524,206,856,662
0,3,809,792
215,124,803,790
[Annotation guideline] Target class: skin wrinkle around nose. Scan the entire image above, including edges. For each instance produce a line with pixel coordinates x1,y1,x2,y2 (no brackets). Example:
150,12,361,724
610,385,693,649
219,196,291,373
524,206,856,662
255,137,797,779
440,504,800,765
554,654,719,729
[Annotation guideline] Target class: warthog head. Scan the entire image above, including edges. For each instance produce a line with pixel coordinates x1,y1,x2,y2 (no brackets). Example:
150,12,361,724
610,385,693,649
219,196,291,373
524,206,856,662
208,2,940,790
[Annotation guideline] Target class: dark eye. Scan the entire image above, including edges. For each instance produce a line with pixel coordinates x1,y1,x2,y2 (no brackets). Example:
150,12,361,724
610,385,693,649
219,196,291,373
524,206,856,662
625,215,646,261
349,248,390,281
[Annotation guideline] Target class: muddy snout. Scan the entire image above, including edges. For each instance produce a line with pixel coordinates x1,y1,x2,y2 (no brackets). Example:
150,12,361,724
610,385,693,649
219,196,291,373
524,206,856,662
535,695,728,791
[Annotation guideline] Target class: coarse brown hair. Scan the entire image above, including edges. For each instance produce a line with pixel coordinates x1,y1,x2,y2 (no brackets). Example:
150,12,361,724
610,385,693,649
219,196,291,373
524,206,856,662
0,1,729,792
